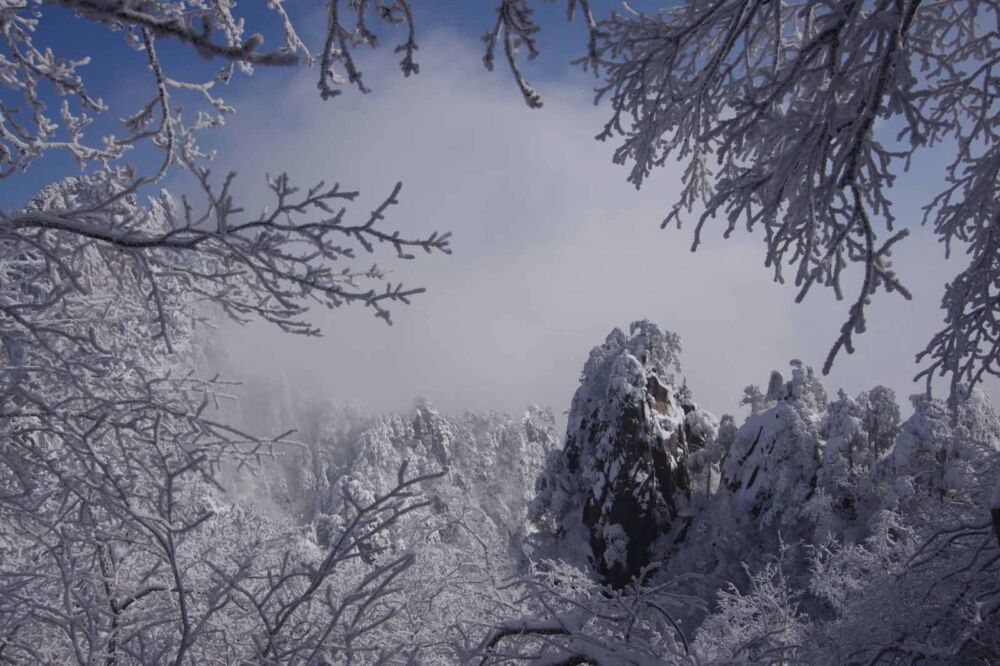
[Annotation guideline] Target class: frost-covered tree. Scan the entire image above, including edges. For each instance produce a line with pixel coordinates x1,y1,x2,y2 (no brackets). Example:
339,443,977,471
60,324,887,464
575,0,1000,407
2,1,452,326
694,560,807,665
472,561,694,665
0,3,455,662
810,386,903,543
858,385,902,459
739,384,768,416
800,388,1000,664
0,174,446,663
218,388,563,662
893,387,1000,499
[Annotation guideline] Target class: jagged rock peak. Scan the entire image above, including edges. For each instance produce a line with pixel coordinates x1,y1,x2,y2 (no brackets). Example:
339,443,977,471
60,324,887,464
550,321,717,588
577,320,683,393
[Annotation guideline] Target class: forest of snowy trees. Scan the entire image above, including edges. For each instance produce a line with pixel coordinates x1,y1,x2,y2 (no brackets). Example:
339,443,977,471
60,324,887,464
3,0,1000,664
5,304,1000,661
104,320,1000,663
230,320,999,664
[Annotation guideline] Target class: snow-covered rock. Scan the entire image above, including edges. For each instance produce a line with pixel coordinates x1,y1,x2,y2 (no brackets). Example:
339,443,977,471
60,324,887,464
722,398,821,529
532,321,716,587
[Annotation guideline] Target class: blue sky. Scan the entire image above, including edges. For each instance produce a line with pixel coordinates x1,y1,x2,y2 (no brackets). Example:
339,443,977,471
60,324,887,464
6,2,988,421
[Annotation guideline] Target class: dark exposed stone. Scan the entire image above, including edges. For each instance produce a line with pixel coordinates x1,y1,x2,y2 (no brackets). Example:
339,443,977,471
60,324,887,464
562,325,700,588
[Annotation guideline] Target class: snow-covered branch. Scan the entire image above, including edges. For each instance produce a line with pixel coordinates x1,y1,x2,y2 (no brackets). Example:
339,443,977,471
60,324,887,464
583,0,1000,401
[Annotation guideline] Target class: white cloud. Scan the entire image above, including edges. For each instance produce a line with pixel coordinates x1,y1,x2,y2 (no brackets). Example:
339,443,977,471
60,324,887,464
211,30,989,422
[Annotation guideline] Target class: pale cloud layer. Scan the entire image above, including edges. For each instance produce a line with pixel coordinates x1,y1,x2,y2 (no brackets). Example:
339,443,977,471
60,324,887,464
210,32,988,423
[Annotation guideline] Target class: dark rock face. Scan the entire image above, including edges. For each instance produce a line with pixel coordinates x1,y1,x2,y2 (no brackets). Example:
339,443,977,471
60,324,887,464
559,321,709,588
571,390,691,587
993,506,1000,548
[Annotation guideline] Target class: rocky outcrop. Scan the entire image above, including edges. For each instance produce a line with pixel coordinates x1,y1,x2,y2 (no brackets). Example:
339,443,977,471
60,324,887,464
536,321,716,588
720,362,831,532
721,399,821,528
